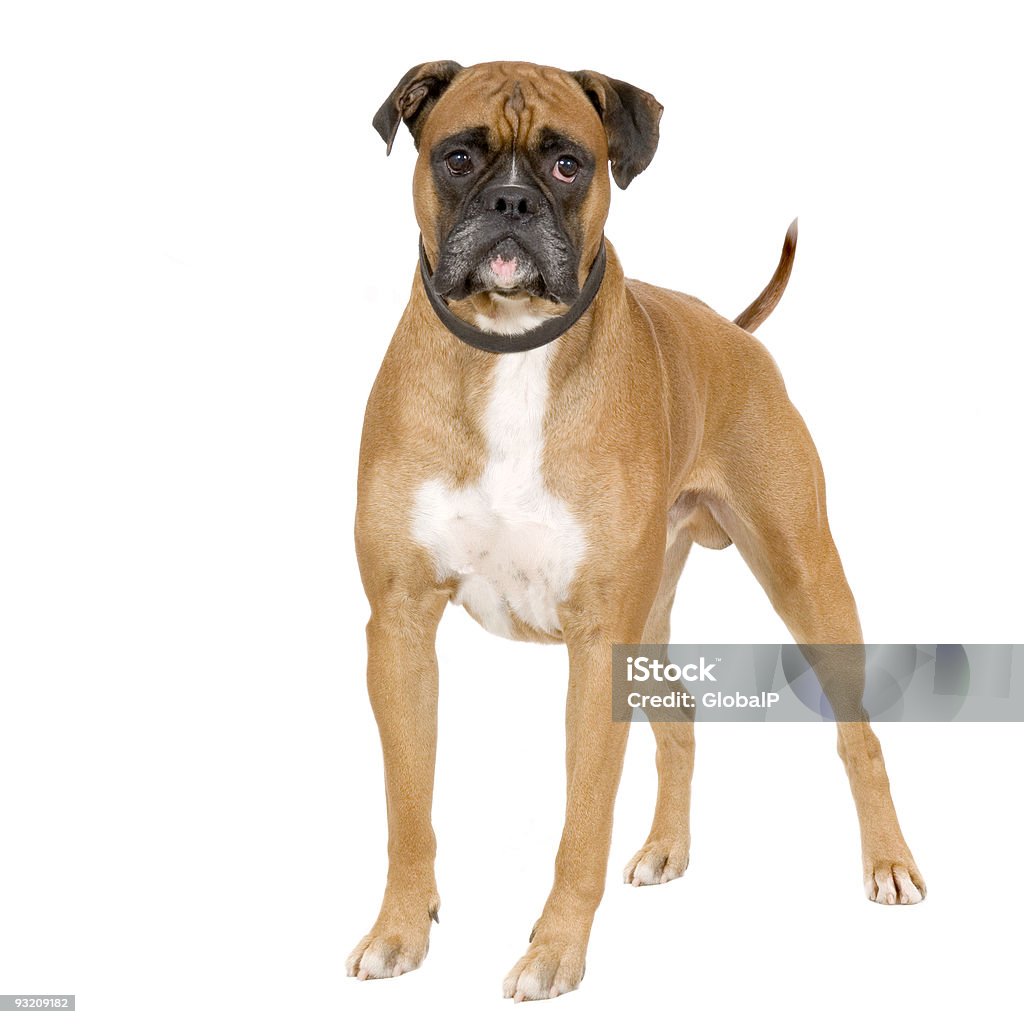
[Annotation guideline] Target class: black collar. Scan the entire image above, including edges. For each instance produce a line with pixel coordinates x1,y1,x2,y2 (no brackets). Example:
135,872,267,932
417,237,607,354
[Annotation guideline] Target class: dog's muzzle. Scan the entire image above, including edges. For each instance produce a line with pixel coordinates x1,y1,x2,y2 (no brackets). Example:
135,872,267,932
430,180,581,305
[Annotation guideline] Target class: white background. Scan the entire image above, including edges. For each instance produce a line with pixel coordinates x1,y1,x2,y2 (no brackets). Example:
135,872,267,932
1,2,1022,1022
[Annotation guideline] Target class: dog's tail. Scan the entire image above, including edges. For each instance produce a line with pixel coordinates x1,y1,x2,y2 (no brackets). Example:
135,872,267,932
733,218,798,332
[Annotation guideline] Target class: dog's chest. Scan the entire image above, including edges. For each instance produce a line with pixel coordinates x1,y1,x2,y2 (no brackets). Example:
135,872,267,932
411,346,586,639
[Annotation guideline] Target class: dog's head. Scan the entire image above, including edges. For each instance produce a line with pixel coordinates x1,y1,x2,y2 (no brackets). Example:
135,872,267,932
373,61,662,317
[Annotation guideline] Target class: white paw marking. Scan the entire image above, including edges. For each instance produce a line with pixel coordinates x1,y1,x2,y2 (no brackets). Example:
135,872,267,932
623,840,689,886
503,939,586,1001
346,935,425,980
865,863,925,905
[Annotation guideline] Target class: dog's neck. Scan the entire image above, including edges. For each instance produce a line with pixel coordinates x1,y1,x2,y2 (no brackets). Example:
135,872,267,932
470,294,560,336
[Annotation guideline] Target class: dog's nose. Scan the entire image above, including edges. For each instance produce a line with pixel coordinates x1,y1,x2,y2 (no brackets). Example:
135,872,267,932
480,183,539,219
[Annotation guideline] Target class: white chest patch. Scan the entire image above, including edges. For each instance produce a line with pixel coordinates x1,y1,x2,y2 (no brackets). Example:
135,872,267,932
411,343,586,639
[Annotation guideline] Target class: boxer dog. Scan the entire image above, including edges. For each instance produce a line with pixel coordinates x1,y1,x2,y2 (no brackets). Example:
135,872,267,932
348,60,925,1001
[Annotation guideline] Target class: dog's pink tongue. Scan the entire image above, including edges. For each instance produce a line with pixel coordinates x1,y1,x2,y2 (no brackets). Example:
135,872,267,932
490,255,518,284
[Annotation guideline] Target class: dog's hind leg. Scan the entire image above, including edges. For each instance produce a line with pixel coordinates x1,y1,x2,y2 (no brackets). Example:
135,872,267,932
707,388,926,905
623,529,696,886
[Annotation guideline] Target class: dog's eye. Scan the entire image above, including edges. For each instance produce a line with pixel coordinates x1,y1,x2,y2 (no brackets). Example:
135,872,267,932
445,151,473,176
553,155,579,183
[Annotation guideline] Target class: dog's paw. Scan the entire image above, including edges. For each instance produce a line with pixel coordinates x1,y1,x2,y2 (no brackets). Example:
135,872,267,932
623,837,689,886
346,930,427,980
864,862,926,905
346,906,437,980
503,937,586,1001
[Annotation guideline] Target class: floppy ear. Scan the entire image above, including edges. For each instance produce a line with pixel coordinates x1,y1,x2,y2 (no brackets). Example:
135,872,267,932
373,61,464,155
570,71,663,188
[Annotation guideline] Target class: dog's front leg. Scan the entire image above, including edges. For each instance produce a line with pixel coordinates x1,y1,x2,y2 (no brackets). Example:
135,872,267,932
346,584,447,980
502,615,641,1001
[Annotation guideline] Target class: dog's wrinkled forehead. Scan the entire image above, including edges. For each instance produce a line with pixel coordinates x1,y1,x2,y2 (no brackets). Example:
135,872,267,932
421,65,606,160
374,60,663,190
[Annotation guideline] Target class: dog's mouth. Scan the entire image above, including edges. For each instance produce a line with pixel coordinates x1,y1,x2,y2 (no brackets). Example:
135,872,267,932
433,238,549,302
431,224,580,305
470,239,547,299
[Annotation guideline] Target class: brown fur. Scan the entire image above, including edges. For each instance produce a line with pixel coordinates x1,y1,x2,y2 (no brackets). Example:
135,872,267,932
734,217,799,332
349,61,924,1000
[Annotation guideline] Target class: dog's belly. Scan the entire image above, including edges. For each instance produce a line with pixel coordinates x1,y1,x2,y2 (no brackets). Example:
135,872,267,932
411,346,586,640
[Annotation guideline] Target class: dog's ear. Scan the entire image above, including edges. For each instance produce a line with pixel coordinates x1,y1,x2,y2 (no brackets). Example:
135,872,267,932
570,71,663,189
373,61,464,155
